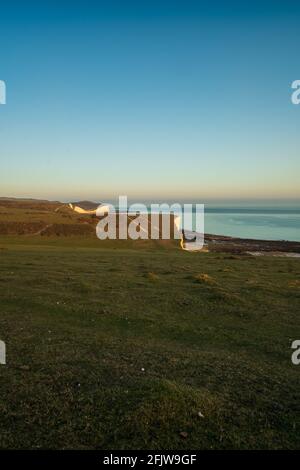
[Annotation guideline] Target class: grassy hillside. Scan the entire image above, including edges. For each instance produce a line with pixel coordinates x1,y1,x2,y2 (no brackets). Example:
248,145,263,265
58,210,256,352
0,237,299,449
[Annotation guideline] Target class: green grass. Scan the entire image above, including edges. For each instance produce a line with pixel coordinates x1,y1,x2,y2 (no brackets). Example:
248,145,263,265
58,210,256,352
0,237,299,449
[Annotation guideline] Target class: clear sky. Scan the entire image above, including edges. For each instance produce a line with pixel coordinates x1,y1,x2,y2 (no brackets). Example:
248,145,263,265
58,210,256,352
0,0,299,202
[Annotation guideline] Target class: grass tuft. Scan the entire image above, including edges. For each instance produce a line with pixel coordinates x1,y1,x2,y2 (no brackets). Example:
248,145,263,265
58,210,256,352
194,273,216,284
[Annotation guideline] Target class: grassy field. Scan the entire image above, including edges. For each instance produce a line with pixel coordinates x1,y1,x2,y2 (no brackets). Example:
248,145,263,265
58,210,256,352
0,237,299,449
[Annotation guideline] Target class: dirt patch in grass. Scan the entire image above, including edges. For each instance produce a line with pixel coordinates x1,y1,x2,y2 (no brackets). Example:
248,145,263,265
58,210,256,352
288,280,300,288
146,272,160,281
194,273,216,284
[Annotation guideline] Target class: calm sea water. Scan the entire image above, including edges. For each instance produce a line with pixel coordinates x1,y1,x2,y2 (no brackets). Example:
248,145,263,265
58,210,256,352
203,207,300,242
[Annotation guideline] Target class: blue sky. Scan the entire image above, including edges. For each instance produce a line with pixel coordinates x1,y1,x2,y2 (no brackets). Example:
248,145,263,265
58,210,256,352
0,0,299,201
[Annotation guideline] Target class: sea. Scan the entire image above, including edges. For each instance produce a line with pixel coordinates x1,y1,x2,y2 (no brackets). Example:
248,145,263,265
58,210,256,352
203,204,300,242
158,201,298,242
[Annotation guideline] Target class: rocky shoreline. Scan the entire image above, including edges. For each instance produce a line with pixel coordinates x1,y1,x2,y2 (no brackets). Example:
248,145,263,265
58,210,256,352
204,233,300,255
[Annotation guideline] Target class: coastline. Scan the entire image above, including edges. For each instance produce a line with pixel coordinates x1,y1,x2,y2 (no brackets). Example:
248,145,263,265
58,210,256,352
203,233,300,256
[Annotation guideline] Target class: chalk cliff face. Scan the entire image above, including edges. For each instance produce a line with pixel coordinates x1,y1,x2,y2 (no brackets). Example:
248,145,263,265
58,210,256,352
69,201,99,214
69,203,97,214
